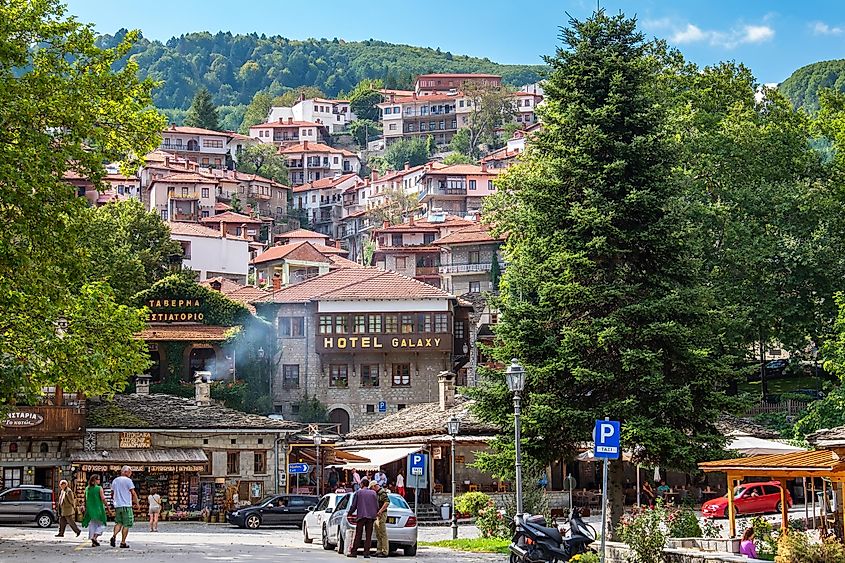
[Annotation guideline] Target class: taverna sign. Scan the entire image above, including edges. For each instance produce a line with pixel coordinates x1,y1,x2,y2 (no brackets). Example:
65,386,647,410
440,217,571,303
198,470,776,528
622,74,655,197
3,412,44,428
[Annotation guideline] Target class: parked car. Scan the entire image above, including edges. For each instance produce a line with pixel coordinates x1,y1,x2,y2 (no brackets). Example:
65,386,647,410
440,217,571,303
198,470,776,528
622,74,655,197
302,493,343,544
323,492,418,556
0,485,56,528
701,481,792,519
227,494,319,529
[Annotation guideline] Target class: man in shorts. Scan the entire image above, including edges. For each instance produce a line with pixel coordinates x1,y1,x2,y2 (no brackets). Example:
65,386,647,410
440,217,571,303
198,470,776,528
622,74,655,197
110,466,139,549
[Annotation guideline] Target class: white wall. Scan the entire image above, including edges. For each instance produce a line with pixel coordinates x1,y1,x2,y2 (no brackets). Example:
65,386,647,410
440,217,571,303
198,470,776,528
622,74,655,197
173,234,249,281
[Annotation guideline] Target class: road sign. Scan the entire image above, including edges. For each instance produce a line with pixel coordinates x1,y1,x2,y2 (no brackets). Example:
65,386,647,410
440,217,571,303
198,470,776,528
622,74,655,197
378,401,387,414
406,452,428,490
593,419,620,460
288,462,310,474
409,452,425,475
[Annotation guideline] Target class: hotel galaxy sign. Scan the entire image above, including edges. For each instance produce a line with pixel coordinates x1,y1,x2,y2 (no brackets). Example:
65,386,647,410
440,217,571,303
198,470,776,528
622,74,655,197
319,335,450,352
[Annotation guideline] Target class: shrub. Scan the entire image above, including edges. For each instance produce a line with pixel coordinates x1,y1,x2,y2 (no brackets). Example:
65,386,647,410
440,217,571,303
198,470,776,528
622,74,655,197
475,500,510,539
569,552,600,563
666,507,702,538
455,492,491,518
618,506,667,563
776,531,845,563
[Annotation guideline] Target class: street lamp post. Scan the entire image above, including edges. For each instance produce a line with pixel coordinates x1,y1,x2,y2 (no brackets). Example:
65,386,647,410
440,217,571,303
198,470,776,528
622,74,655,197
446,415,461,539
505,359,526,515
313,433,323,498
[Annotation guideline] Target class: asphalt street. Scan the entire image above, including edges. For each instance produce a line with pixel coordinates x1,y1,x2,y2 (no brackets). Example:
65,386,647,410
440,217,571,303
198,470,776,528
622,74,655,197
0,522,500,563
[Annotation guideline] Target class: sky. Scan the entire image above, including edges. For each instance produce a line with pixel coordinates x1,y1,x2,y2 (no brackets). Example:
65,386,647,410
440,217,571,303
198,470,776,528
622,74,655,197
63,0,845,84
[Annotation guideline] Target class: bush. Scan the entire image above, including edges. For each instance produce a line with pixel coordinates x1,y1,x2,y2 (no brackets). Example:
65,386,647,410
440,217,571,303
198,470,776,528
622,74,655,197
776,531,845,563
454,492,491,518
475,500,510,539
618,506,668,563
570,553,600,563
666,507,701,538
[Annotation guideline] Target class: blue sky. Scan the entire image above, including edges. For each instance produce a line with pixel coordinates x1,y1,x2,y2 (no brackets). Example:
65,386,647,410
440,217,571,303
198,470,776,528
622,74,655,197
64,0,845,84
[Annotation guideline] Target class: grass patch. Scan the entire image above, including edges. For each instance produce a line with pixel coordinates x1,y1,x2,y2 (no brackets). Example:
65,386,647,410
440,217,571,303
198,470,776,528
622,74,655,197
738,376,822,395
420,538,510,554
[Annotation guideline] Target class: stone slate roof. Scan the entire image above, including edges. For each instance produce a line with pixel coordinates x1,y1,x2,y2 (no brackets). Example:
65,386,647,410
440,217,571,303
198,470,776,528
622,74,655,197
807,426,845,447
345,397,498,441
87,394,300,431
715,414,780,439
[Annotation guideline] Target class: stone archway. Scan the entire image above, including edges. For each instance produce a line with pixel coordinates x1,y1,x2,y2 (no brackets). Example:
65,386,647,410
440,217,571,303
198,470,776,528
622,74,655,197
181,344,221,381
328,407,351,434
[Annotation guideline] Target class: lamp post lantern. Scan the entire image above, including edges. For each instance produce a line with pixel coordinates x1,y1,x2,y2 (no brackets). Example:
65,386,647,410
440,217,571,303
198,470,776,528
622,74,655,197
446,415,461,539
313,433,323,497
505,358,525,515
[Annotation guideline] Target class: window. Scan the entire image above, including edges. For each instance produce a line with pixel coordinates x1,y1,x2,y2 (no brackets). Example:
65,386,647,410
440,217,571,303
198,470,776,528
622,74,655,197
391,234,403,246
385,314,399,333
434,313,449,332
392,364,411,387
424,233,436,244
383,107,391,115
353,315,366,334
318,315,332,334
368,314,382,333
389,123,397,131
291,404,300,415
333,157,339,164
455,320,465,340
227,451,240,475
468,251,480,264
420,122,427,132
312,195,317,203
330,365,349,387
459,100,464,108
201,210,209,218
469,180,476,190
450,120,457,129
160,210,168,220
2,469,21,488
361,364,379,387
469,281,482,293
401,314,414,334
763,485,781,496
280,317,305,337
395,256,407,269
366,404,375,413
488,180,495,191
201,188,209,198
419,313,432,333
203,139,224,148
282,365,300,389
254,452,267,474
334,314,348,334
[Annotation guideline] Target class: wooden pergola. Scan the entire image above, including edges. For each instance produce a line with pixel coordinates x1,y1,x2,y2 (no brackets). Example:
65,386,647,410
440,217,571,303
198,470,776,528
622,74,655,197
699,450,845,538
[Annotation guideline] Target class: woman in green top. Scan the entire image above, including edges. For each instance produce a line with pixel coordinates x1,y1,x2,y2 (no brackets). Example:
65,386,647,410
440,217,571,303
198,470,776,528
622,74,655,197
81,474,108,547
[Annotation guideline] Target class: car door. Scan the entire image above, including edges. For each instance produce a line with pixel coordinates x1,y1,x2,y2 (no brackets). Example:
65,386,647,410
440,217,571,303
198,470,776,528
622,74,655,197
286,496,313,524
309,495,330,535
0,489,23,522
21,489,43,522
329,494,351,542
763,485,783,512
743,485,765,513
260,497,287,525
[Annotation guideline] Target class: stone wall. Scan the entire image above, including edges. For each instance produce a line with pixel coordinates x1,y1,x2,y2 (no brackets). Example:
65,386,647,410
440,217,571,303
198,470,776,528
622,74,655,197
605,541,751,563
432,490,573,510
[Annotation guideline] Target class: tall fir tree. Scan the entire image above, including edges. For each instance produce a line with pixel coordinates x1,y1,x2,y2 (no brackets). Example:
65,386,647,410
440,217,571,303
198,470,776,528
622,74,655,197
184,88,220,131
471,11,731,533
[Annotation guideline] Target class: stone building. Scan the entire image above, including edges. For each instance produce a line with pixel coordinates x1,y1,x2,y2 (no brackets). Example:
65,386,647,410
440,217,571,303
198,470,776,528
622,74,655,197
254,268,472,432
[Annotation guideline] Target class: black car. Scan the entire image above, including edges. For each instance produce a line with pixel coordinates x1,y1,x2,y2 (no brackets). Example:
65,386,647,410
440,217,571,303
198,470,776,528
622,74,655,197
227,494,319,530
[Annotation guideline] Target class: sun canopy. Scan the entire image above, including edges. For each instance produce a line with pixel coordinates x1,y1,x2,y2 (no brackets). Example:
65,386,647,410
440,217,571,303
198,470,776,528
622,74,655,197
332,446,423,471
726,433,806,456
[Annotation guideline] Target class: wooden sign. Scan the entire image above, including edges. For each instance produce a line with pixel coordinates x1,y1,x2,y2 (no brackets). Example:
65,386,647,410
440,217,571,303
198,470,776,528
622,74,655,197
3,412,44,428
119,432,151,449
432,446,442,460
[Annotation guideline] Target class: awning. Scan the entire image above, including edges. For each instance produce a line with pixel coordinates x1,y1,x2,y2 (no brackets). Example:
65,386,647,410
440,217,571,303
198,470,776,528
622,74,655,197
332,446,423,471
70,448,208,472
726,433,806,456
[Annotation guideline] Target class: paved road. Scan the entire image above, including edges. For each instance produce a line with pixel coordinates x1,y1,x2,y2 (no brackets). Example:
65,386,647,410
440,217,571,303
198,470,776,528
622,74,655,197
0,522,499,563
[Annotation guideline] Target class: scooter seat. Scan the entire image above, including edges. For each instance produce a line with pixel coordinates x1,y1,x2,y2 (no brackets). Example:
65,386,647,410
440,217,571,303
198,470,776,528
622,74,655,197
525,521,563,544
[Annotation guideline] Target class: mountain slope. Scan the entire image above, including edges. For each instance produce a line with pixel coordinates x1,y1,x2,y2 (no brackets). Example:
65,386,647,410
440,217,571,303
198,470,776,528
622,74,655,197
99,30,547,110
779,59,845,112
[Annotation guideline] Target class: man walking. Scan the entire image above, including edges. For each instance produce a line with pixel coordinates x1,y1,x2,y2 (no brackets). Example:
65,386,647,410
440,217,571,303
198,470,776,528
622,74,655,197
347,478,378,558
109,466,139,549
55,479,80,537
371,481,390,558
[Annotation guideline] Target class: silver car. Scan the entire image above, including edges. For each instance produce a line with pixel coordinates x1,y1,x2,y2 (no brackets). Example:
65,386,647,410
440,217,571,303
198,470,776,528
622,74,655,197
302,493,343,544
0,486,56,528
324,492,418,556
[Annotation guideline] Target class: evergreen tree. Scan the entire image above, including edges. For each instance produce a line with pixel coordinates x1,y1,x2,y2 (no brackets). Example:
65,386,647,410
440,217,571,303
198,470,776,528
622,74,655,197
489,252,501,291
184,88,220,130
470,11,731,534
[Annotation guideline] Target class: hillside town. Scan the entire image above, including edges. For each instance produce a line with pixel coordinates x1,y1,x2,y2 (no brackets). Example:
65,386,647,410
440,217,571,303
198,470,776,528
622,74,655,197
7,1,845,562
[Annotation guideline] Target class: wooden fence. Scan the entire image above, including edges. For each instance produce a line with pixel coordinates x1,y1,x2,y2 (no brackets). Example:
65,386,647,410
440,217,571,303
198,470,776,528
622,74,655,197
745,399,809,417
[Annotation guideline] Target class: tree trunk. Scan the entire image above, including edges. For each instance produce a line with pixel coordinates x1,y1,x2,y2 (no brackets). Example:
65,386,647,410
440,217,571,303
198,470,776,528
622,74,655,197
759,328,768,399
607,457,625,540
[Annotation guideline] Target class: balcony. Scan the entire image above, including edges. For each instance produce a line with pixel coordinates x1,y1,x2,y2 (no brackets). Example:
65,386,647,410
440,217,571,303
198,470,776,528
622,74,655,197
415,266,440,276
248,190,271,200
439,262,506,274
172,212,197,222
169,192,200,200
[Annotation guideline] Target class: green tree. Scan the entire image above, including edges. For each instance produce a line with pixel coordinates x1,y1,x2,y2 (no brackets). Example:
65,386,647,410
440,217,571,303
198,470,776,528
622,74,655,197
383,137,431,170
236,143,289,185
0,0,165,403
470,11,731,534
458,82,516,158
349,79,383,122
272,87,326,107
230,192,244,213
239,91,274,133
489,252,501,291
184,88,220,130
442,152,476,165
349,119,381,149
449,128,473,156
365,188,420,226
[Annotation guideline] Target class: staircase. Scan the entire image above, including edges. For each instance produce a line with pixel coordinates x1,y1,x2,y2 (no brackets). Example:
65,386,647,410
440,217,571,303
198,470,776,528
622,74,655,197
408,502,444,525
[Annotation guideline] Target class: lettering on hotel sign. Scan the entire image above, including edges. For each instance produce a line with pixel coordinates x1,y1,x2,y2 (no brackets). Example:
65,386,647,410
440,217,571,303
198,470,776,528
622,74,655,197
3,412,44,428
119,432,152,449
146,298,204,323
319,335,448,351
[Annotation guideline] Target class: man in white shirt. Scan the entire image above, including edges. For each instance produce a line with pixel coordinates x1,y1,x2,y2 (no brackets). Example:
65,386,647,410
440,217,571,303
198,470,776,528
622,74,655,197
374,470,388,487
353,470,362,491
109,466,139,549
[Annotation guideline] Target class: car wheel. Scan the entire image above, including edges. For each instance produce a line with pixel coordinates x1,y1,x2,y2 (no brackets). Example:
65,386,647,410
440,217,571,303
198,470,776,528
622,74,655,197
403,543,417,556
322,525,334,550
337,527,345,554
303,522,313,543
36,512,54,528
776,501,783,513
245,514,262,530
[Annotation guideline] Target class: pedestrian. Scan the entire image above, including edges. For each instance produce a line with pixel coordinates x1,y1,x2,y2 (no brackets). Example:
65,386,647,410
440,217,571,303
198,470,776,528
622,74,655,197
81,474,107,547
352,469,362,491
739,527,757,558
396,471,405,498
371,481,390,558
55,479,81,538
148,487,162,532
374,469,387,487
109,465,139,549
347,478,378,558
328,468,339,492
642,481,656,507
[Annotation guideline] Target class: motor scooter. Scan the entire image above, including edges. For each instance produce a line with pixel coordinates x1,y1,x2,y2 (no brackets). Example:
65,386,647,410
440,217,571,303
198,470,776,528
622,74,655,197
508,509,595,562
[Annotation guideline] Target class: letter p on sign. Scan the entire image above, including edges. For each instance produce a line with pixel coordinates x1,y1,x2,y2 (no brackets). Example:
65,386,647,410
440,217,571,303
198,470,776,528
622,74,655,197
593,420,621,460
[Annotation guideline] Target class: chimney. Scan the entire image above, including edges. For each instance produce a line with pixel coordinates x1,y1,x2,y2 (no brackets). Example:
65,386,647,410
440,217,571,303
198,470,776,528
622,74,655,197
164,156,170,167
481,161,487,173
335,240,342,249
303,140,309,150
438,371,456,411
389,93,395,103
220,221,226,238
408,215,415,226
241,223,249,239
135,374,152,396
371,170,379,181
194,371,212,406
404,162,410,171
210,279,222,291
382,220,390,229
272,273,282,291
288,117,293,124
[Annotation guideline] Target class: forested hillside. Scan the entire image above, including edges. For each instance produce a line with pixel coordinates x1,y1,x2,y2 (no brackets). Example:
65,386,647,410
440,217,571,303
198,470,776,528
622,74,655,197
779,59,845,112
99,30,546,110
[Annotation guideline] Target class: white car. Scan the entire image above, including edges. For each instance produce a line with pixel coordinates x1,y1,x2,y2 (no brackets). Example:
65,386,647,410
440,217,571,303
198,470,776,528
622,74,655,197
324,492,418,556
302,493,343,544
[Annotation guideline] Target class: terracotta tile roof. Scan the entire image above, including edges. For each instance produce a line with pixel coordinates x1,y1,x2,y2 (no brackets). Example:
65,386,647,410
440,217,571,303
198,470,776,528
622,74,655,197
137,324,234,341
224,130,254,142
200,212,263,225
168,222,223,239
277,228,329,240
381,93,462,105
226,285,271,305
346,397,497,440
199,277,245,294
433,224,503,246
293,173,361,193
312,244,348,255
279,142,343,155
214,202,233,212
155,171,217,183
481,147,520,162
327,255,363,269
374,215,475,234
257,267,452,304
312,97,349,104
424,164,500,176
417,73,501,80
252,241,333,265
250,120,326,129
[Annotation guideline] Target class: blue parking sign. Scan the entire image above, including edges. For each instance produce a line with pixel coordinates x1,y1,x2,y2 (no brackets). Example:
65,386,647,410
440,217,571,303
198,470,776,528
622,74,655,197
378,401,387,413
593,420,620,459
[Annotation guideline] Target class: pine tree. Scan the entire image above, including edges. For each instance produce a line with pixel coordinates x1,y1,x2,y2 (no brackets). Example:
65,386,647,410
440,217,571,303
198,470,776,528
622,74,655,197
471,11,731,534
184,88,220,131
489,252,501,291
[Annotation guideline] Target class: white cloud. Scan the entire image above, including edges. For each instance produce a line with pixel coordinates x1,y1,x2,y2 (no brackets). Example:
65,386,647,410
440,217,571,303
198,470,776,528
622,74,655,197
672,24,707,44
812,21,843,35
669,21,775,49
743,25,775,43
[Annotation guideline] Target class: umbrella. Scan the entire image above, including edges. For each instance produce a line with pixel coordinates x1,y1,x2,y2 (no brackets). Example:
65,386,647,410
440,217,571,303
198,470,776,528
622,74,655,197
654,466,661,482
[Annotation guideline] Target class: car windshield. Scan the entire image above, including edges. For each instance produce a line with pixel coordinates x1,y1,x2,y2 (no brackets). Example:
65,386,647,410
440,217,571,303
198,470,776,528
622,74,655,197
388,494,409,509
733,486,747,499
